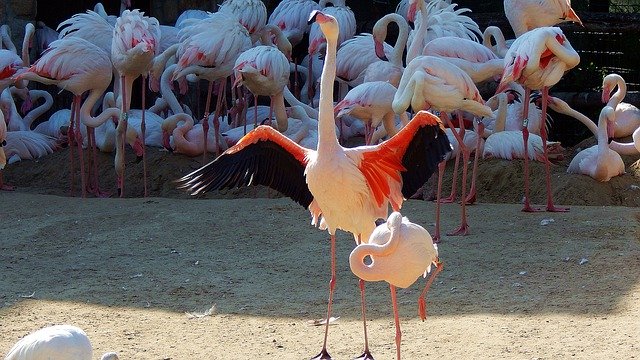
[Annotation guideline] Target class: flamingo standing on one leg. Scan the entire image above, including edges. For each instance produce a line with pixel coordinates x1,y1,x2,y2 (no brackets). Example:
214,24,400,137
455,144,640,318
111,9,160,197
495,26,580,212
176,11,451,360
393,55,492,241
350,212,442,360
15,37,144,197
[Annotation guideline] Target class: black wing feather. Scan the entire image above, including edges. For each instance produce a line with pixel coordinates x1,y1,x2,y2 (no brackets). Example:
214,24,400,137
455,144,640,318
175,140,313,208
400,124,452,197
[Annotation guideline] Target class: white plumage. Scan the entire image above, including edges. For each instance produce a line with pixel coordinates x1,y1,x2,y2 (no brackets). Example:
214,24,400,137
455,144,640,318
4,325,118,360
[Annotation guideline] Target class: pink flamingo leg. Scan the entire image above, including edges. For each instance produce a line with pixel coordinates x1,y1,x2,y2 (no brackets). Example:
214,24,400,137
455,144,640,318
355,277,374,360
253,94,258,128
521,87,543,212
74,95,87,198
465,121,484,205
0,171,16,191
540,87,569,212
118,75,129,198
433,160,445,244
312,234,337,360
418,261,443,321
67,99,77,196
442,113,470,236
141,75,148,197
390,284,401,360
202,81,214,164
440,153,459,203
212,79,225,156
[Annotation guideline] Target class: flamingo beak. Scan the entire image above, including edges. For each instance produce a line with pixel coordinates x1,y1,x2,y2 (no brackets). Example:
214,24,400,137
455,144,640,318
565,8,583,26
601,86,611,104
162,131,172,151
374,40,388,61
0,147,6,170
407,2,417,23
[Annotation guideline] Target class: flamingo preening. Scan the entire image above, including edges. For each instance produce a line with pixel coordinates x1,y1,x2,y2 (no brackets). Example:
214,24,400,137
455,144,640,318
350,212,442,360
176,11,451,360
495,26,580,212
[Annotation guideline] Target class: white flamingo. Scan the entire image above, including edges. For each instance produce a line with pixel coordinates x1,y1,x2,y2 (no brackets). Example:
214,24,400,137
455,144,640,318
567,105,625,181
3,324,118,360
504,0,582,37
601,73,640,138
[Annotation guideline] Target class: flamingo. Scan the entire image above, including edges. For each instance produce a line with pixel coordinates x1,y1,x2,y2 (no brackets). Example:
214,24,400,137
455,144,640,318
0,50,22,92
504,0,582,37
219,0,268,43
57,10,114,56
94,0,131,25
15,37,143,198
601,73,640,138
366,13,410,87
3,324,118,360
334,81,409,145
2,89,53,131
495,26,580,212
567,105,625,181
172,11,252,163
3,131,59,164
267,0,322,47
482,92,563,162
176,11,451,360
111,9,160,197
393,55,492,240
349,212,442,360
233,25,292,132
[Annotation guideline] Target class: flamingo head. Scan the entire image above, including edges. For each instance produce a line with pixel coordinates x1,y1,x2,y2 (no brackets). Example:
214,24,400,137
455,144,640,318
601,84,612,104
407,0,418,23
562,7,583,26
374,39,388,61
333,100,353,118
505,89,522,104
309,11,339,43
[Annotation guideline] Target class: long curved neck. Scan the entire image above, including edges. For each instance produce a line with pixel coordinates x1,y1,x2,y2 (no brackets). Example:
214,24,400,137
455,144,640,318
81,88,120,128
160,63,184,115
162,113,193,134
483,26,507,57
494,95,507,133
272,92,288,132
317,34,339,151
1,25,17,53
22,23,34,67
284,84,318,119
406,0,427,63
378,14,409,67
547,98,598,135
608,76,626,109
596,111,609,153
23,90,53,128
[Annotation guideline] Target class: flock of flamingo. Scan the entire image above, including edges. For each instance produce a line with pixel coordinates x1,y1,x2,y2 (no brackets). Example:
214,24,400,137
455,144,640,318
2,0,640,359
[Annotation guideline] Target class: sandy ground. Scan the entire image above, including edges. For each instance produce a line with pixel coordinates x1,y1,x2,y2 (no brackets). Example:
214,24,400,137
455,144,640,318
1,134,640,359
1,190,639,359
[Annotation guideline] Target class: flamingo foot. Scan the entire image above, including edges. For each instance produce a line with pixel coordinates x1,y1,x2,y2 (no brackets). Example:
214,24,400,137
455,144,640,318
464,190,477,205
311,348,332,360
440,194,456,204
432,234,441,244
521,202,544,213
447,223,469,236
1,183,16,191
546,204,569,212
354,350,375,360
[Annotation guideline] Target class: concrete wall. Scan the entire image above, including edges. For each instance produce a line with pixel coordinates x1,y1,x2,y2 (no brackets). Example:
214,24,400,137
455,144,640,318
0,0,36,54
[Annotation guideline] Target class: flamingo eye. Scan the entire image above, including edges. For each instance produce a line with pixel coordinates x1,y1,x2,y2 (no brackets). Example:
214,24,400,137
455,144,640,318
1,140,6,147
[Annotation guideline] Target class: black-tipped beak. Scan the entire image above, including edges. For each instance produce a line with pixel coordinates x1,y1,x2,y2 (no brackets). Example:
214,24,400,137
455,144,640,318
308,10,319,25
608,137,614,144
